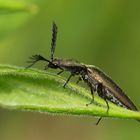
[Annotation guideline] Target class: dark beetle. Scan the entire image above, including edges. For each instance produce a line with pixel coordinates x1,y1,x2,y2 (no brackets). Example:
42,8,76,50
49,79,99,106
27,22,138,125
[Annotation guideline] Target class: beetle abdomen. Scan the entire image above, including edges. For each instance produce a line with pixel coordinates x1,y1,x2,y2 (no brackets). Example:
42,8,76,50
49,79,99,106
86,65,138,111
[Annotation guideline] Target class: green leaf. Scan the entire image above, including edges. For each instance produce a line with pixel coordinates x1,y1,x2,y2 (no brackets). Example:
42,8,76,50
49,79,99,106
0,1,38,13
0,65,140,122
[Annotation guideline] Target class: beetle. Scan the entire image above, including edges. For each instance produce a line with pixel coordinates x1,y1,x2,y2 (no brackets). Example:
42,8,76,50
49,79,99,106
27,22,138,125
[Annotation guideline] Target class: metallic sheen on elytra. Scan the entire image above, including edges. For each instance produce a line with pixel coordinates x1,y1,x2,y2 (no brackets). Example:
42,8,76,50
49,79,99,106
85,65,138,111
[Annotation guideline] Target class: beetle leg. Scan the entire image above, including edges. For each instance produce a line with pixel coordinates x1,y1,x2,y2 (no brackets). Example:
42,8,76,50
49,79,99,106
86,87,94,106
97,83,110,113
96,117,102,125
63,73,74,88
95,83,110,125
57,70,64,75
86,83,99,106
104,98,109,113
95,98,109,125
76,76,82,84
101,91,110,113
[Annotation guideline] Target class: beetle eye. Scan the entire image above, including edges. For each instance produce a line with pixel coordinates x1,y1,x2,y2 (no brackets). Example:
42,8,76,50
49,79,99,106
48,62,58,69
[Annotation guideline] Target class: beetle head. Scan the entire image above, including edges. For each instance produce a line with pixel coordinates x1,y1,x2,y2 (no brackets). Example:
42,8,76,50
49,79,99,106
46,58,60,69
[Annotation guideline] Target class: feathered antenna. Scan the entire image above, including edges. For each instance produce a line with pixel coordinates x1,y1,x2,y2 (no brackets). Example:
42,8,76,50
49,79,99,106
51,22,58,60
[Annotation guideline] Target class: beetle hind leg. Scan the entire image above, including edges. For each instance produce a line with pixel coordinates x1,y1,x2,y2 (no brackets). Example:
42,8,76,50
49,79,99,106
86,87,94,106
104,98,109,113
96,117,102,125
95,98,109,125
94,83,110,125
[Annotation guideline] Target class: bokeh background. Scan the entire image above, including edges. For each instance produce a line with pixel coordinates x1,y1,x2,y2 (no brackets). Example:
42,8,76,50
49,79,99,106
0,0,140,140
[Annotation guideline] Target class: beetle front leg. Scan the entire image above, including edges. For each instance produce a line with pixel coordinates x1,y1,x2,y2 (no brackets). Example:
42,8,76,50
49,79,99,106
57,70,64,75
96,117,102,125
63,73,74,88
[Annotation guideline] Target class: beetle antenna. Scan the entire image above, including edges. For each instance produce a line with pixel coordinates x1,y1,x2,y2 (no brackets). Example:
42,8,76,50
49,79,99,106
51,22,57,61
26,55,51,68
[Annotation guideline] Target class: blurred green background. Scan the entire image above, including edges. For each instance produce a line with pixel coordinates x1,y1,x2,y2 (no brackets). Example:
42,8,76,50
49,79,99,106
0,0,140,140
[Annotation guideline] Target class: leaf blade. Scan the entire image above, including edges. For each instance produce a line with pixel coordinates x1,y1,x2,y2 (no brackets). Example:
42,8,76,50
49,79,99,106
0,65,140,121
